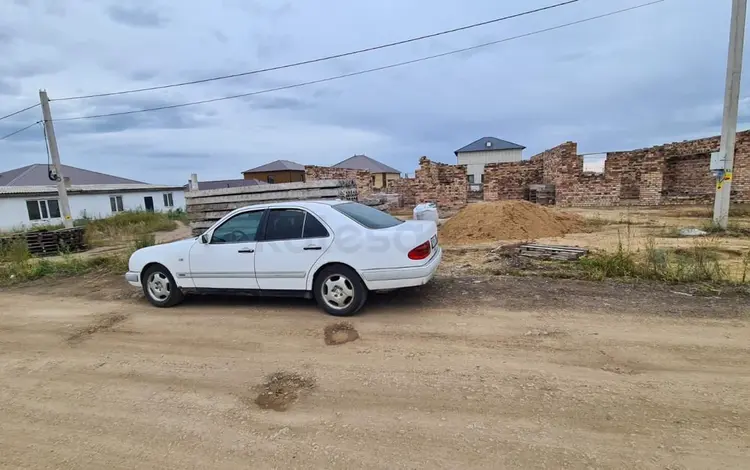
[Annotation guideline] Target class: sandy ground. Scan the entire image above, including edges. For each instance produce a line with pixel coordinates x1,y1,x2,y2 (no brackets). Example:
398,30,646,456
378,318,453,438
1,275,749,469
436,204,750,280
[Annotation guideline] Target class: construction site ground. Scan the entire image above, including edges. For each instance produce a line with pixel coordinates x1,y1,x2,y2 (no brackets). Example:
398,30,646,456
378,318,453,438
1,273,748,469
439,204,750,280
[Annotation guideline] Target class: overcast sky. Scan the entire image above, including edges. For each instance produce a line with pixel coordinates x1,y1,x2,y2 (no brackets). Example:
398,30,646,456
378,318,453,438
0,0,744,184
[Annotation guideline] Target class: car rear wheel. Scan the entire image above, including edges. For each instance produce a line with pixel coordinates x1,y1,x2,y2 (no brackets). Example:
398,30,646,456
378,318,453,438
314,265,367,316
142,264,184,308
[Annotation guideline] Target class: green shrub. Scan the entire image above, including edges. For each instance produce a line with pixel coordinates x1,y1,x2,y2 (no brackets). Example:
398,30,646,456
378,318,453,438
0,237,31,263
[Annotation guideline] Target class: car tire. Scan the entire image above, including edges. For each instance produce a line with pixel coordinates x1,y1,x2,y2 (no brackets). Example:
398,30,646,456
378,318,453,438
313,265,367,316
141,264,184,308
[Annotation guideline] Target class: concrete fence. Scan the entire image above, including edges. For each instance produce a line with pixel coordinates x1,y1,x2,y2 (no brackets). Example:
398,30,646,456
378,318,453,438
185,180,357,235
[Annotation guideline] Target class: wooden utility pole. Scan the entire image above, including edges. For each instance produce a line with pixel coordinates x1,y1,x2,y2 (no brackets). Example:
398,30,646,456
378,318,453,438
39,90,73,228
713,0,747,228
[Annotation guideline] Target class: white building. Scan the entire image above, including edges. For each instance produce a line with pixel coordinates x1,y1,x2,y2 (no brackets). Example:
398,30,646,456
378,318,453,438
0,164,185,231
454,137,525,190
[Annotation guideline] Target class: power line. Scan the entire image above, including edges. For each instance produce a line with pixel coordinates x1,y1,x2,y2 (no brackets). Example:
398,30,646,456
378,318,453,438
51,0,579,102
53,0,665,123
0,121,42,140
0,103,40,122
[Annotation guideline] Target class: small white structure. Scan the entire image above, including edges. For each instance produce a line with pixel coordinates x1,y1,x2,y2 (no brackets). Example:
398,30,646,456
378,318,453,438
0,164,184,231
455,137,525,191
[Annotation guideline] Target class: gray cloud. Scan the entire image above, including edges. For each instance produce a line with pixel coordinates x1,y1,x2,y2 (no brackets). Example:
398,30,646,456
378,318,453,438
107,5,167,28
0,0,745,184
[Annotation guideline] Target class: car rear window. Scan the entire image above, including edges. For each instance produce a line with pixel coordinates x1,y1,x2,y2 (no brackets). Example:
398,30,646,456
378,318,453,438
334,202,404,229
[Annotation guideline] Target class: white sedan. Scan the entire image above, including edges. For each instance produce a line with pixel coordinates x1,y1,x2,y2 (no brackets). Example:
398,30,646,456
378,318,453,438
126,200,441,316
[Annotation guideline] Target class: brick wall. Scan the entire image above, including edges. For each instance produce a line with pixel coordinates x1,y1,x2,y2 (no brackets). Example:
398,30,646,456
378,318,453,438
483,130,750,207
484,160,543,201
304,166,373,199
386,157,468,210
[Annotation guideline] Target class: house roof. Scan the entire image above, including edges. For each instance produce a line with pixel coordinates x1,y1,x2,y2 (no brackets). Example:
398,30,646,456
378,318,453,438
0,183,183,196
184,178,267,191
454,137,526,155
242,159,305,173
0,163,146,187
331,155,401,174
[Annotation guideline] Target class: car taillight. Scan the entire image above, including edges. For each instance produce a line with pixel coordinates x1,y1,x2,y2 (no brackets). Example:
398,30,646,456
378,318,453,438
408,240,431,260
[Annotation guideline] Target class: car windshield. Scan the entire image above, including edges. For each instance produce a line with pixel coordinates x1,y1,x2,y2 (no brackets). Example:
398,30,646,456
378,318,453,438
334,202,404,229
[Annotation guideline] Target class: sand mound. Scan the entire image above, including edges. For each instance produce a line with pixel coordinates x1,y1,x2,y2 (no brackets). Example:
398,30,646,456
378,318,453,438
439,201,582,245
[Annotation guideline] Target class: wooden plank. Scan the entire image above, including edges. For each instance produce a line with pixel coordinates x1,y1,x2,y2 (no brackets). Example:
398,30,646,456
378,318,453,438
185,188,344,206
185,179,352,199
521,244,587,252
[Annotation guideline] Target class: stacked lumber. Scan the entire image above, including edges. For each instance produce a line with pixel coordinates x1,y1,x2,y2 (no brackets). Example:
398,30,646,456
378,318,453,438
186,179,358,235
518,244,587,261
0,227,86,257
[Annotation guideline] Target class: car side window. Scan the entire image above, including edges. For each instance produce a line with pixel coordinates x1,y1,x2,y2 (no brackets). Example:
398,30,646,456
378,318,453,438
303,213,330,238
263,209,305,241
210,211,264,244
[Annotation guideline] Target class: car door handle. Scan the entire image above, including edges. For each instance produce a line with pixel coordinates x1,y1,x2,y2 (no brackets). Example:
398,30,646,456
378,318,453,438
303,245,322,251
237,248,255,253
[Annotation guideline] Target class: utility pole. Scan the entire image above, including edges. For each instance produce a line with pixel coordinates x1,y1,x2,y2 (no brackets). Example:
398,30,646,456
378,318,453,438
39,90,73,229
713,0,747,228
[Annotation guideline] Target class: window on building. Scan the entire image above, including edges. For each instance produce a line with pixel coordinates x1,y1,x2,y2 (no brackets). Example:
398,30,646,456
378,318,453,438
25,199,61,221
163,193,174,207
481,174,485,184
267,175,275,184
467,174,475,184
109,195,124,212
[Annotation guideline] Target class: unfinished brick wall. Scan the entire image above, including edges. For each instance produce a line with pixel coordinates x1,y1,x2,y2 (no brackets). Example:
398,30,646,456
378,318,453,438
304,166,373,199
483,129,750,207
662,153,715,204
484,160,543,201
386,157,468,210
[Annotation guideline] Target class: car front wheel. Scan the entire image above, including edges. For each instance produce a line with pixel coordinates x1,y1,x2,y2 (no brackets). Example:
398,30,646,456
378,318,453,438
314,265,367,316
142,264,184,308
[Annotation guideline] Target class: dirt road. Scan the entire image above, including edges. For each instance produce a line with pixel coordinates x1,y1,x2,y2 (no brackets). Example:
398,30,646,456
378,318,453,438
1,276,749,469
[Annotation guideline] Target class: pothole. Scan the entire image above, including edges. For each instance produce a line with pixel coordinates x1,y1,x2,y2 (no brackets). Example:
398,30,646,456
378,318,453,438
324,321,359,346
253,371,316,412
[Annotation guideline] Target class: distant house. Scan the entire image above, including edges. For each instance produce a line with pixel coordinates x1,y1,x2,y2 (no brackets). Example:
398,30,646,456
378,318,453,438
0,164,184,231
241,159,305,184
332,155,401,189
455,137,525,190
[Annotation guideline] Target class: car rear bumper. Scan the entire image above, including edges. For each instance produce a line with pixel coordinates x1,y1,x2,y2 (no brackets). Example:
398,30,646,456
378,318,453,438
360,247,441,290
125,271,140,287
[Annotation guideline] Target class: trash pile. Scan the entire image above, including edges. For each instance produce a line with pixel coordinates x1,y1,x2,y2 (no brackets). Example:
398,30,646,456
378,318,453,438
439,201,583,244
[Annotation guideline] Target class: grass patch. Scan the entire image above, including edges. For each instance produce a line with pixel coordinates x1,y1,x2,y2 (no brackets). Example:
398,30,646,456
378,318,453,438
0,235,151,286
83,211,176,247
0,237,31,263
701,221,750,238
0,252,129,286
166,208,189,223
579,238,729,283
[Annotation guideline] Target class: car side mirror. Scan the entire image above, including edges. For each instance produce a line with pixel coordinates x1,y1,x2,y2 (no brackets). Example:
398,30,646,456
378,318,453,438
200,234,209,244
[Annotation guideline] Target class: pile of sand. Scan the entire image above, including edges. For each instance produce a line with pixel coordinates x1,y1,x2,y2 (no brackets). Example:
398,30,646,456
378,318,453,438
439,201,583,245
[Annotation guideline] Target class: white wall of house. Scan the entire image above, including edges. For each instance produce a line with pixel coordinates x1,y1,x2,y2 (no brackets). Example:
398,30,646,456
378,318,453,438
0,190,185,231
457,149,523,190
